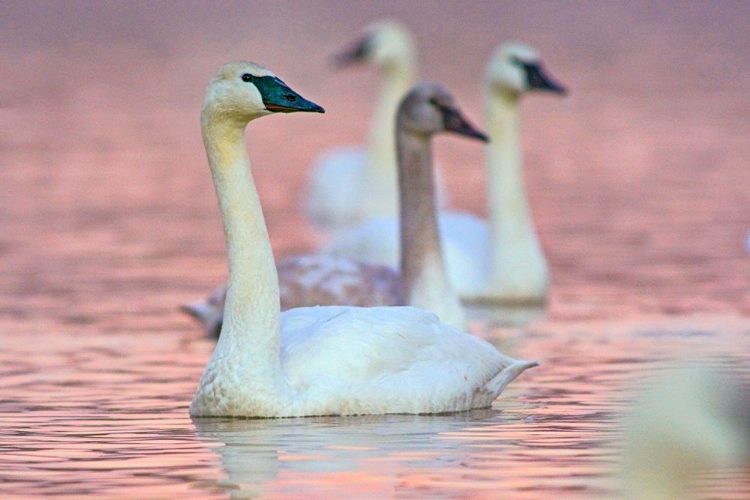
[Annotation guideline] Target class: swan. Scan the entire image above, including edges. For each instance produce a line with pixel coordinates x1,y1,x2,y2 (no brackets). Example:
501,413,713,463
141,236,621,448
182,257,402,338
183,83,492,336
324,43,566,304
304,20,419,230
189,61,537,417
621,366,750,499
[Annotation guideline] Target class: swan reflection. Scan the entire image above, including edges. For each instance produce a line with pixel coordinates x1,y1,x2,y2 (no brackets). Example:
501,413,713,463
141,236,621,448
193,409,507,497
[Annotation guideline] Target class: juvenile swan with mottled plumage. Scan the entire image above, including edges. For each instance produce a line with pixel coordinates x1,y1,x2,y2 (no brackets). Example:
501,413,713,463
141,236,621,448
189,61,537,417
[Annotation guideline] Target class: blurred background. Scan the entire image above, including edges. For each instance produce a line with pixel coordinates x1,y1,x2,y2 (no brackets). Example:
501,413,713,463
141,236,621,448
1,0,749,334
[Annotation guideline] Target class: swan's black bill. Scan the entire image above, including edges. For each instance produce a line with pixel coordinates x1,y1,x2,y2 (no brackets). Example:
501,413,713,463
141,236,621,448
253,75,325,113
516,60,567,95
441,107,489,142
332,35,372,67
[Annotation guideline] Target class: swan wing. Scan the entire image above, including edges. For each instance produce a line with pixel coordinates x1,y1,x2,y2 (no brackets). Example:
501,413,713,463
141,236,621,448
278,254,401,309
279,306,535,413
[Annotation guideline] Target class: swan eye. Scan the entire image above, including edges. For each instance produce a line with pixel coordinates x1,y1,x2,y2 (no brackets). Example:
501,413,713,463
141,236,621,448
242,73,254,83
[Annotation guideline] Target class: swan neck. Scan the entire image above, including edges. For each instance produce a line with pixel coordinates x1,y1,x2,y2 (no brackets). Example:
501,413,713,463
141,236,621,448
485,92,527,218
201,113,281,371
485,93,539,251
397,129,465,328
362,64,415,215
371,65,413,155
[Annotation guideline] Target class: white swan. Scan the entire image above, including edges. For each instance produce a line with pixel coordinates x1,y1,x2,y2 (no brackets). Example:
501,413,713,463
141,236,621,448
621,366,750,499
304,20,418,230
324,43,566,304
189,61,537,417
183,83,490,335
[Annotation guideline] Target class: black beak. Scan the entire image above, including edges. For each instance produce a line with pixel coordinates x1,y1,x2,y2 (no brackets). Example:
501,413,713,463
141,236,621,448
253,75,325,113
521,61,567,95
441,106,488,142
332,34,372,68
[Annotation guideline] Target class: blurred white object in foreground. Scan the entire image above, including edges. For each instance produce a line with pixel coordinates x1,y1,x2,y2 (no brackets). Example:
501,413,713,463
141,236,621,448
621,364,750,500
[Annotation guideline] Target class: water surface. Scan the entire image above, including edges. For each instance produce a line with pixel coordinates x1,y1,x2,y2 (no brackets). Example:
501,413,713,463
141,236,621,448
1,1,749,498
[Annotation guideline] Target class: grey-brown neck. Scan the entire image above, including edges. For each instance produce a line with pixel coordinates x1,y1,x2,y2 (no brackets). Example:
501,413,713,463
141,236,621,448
397,125,465,328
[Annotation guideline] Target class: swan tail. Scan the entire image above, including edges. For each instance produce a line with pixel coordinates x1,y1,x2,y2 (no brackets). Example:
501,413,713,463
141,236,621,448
180,300,223,338
482,359,539,398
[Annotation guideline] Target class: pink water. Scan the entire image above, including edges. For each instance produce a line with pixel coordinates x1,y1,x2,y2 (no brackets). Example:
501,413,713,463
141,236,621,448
1,1,749,498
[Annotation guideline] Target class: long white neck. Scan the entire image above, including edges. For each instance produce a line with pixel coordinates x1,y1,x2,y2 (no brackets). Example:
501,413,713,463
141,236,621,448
362,63,415,217
398,130,466,329
484,89,548,301
201,113,282,380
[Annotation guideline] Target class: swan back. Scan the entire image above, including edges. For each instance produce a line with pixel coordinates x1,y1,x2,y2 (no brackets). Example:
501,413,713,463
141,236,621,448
486,43,566,97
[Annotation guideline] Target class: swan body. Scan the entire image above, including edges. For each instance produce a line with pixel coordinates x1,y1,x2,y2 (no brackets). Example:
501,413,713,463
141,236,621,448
184,84,490,335
195,305,537,417
305,21,418,230
182,255,402,338
189,61,536,417
325,43,566,304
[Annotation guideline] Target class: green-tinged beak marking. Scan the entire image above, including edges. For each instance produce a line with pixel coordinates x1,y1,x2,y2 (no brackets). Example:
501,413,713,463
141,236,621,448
250,75,325,113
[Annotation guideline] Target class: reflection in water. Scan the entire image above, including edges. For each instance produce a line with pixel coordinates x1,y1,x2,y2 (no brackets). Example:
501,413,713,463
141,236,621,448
465,303,547,329
193,411,500,498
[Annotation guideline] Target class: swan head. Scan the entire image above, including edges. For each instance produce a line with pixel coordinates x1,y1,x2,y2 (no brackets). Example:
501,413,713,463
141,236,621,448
398,83,488,142
486,43,566,98
202,61,324,123
334,20,416,73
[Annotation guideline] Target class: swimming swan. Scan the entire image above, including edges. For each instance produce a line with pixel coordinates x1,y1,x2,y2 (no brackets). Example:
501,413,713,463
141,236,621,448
183,84,490,336
324,43,566,304
189,61,537,417
305,21,419,230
